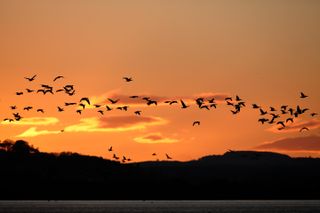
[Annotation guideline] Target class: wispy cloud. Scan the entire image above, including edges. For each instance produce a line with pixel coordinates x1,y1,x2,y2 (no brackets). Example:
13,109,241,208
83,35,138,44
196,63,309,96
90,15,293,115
268,119,320,133
64,115,168,133
255,135,320,151
134,132,179,144
1,117,59,126
17,127,62,137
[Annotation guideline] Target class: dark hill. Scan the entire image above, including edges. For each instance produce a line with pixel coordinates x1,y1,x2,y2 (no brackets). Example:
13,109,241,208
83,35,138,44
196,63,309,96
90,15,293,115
0,140,320,199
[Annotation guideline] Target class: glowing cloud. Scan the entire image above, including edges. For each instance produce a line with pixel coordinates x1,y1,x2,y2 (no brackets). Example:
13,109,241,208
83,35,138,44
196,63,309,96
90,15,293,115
255,135,320,151
134,133,179,144
1,117,59,126
17,127,62,137
64,115,168,133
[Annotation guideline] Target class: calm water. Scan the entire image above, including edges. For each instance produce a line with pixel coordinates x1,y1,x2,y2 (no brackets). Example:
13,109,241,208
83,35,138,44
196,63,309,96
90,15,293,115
0,200,319,213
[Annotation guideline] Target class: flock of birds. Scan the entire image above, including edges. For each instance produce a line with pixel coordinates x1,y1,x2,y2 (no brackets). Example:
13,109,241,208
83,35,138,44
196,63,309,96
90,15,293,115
1,74,319,162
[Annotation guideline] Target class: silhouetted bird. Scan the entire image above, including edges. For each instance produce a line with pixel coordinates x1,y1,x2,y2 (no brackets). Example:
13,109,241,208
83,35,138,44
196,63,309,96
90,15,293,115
113,154,119,160
41,84,53,90
134,111,141,115
235,95,242,101
152,153,157,156
193,121,200,126
281,105,288,111
231,109,239,115
65,102,77,106
23,106,33,111
258,118,269,124
210,103,217,108
165,100,178,105
16,92,23,96
57,106,64,112
225,97,232,101
108,98,119,104
97,110,104,115
200,105,210,110
270,107,276,112
53,76,64,81
300,127,309,132
26,89,34,93
300,92,308,99
4,118,14,122
10,106,17,110
147,100,157,106
286,118,294,123
123,77,133,82
25,75,37,82
180,100,189,109
252,104,260,109
311,113,318,117
259,109,268,115
76,110,82,114
94,104,101,108
108,146,113,152
37,109,44,113
129,95,139,99
106,106,112,111
207,98,215,103
165,153,172,160
277,121,285,128
80,97,90,105
226,101,234,106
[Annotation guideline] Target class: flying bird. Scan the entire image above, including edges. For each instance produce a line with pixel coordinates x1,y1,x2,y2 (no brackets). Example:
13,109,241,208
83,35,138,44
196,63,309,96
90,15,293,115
26,89,34,93
79,103,86,109
152,153,157,156
129,95,139,99
97,110,104,115
65,102,77,106
252,104,260,109
57,106,64,112
10,106,17,110
76,109,82,114
311,113,318,117
286,118,294,123
53,75,64,81
300,92,308,99
165,153,172,160
23,106,33,111
108,98,119,104
258,118,269,124
108,146,113,152
134,110,141,115
123,77,133,82
24,75,37,82
300,127,309,132
80,97,90,105
259,109,268,115
16,92,23,96
106,105,112,111
193,121,200,126
180,100,189,109
37,109,44,113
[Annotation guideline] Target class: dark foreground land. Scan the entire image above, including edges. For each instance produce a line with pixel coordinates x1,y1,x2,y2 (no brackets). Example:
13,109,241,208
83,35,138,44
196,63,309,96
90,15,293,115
1,200,320,213
1,140,320,199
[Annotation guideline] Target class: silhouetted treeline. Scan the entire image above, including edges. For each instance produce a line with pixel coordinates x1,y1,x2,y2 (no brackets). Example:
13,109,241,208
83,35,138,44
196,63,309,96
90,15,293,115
1,140,320,200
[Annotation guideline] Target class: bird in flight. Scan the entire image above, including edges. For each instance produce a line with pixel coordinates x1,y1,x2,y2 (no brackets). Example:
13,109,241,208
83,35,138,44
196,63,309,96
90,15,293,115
300,92,308,99
10,106,17,110
134,110,141,115
165,153,172,160
37,109,45,113
76,109,82,114
25,75,37,82
180,100,189,109
193,121,200,126
108,146,113,152
26,89,34,93
53,76,64,81
123,77,133,82
108,98,119,104
57,106,64,112
16,92,23,96
300,127,309,132
258,118,269,124
80,97,90,105
129,95,139,99
97,110,104,115
152,153,157,156
311,113,318,117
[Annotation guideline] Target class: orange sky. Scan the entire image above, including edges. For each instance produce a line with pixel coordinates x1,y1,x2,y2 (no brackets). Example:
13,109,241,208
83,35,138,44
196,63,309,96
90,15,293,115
0,0,320,161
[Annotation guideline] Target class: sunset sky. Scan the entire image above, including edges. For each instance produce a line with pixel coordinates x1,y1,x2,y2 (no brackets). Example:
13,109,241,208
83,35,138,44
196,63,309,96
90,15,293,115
0,0,320,161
